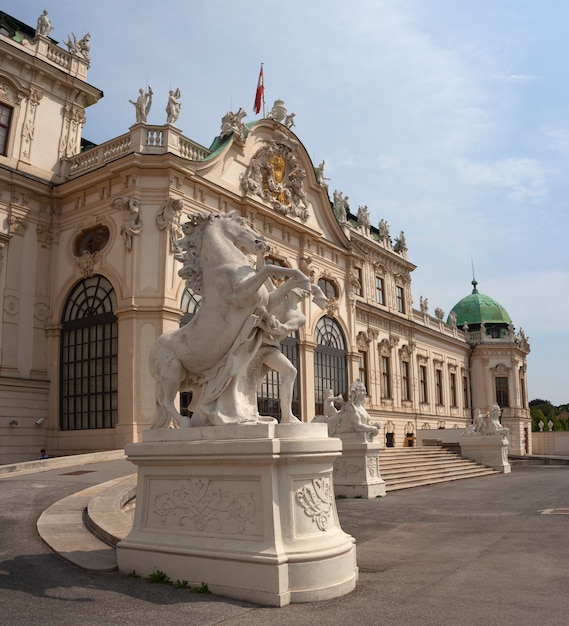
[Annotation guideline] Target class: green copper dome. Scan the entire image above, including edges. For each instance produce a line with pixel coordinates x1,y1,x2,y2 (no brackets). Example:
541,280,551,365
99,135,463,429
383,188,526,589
447,280,511,328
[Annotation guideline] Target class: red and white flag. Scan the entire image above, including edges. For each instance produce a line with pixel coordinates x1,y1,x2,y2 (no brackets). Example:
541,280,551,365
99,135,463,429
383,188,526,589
254,64,264,115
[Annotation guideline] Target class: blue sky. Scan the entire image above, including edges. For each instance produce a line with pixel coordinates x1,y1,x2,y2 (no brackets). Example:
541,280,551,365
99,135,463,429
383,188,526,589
6,1,569,404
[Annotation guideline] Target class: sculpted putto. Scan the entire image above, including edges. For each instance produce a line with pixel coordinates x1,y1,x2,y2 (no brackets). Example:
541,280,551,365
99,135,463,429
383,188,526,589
149,210,322,428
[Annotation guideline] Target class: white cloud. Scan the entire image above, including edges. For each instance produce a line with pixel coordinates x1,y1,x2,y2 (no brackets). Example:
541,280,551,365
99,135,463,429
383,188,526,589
457,157,548,201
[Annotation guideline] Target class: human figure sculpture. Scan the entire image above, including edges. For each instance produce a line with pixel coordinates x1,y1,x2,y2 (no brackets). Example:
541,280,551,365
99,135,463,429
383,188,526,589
130,86,153,124
315,160,329,188
112,196,143,250
316,380,382,437
220,108,248,140
333,190,348,223
156,197,184,252
323,389,344,417
378,219,390,240
36,10,53,37
149,210,319,429
166,88,181,125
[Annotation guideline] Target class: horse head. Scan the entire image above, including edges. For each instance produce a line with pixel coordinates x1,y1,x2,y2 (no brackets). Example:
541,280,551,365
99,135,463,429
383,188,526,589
221,210,268,256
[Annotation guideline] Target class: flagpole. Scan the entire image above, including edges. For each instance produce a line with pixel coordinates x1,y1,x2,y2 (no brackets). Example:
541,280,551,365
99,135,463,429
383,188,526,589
261,63,265,118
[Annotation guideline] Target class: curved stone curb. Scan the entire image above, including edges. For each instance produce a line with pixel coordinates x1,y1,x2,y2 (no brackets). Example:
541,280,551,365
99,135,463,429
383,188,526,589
37,473,136,572
0,450,126,478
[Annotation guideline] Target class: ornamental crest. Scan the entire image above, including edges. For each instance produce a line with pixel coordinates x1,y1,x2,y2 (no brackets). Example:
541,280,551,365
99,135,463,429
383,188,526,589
241,132,309,221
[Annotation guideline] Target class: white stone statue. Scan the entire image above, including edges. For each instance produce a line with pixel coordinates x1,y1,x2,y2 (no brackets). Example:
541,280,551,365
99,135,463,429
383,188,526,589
449,310,457,327
65,33,91,62
315,380,382,437
36,10,53,37
315,160,329,188
112,196,143,251
165,88,181,125
323,389,344,417
538,420,544,432
220,108,248,140
378,218,390,241
547,419,554,432
357,205,370,229
333,190,348,223
129,86,153,124
394,230,407,253
420,296,429,314
156,197,184,252
464,404,509,438
149,210,321,429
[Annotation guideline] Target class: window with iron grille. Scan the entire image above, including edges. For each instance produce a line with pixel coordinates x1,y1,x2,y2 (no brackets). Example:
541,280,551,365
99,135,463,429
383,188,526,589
450,371,457,407
375,276,385,305
381,355,391,398
396,285,405,313
495,376,509,407
0,103,12,156
419,365,428,403
435,369,444,405
401,360,411,401
59,275,118,430
314,316,347,416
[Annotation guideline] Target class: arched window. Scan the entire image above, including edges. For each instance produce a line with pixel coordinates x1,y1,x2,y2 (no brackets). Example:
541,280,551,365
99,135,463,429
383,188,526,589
314,316,347,415
59,275,118,430
317,278,337,299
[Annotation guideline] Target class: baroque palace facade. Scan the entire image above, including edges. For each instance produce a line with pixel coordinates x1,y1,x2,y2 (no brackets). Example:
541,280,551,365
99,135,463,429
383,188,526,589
0,10,531,463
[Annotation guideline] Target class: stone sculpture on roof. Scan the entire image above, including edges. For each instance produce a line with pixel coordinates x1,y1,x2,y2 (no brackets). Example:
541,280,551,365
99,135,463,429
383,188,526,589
220,107,248,141
165,88,181,125
129,86,153,124
35,10,53,37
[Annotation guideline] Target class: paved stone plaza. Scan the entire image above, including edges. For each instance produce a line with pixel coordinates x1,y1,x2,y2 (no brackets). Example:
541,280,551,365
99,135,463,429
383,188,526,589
1,457,567,625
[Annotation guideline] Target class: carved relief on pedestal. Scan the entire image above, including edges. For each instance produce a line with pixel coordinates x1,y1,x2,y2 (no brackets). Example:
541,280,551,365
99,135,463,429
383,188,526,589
241,131,309,222
151,478,260,536
295,476,333,532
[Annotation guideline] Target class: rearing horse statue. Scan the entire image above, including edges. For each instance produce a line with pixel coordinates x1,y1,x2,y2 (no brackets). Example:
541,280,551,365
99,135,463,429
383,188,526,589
149,210,314,428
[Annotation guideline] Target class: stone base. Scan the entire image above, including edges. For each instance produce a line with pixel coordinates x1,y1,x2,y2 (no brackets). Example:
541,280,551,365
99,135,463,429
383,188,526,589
116,423,358,606
333,433,386,498
460,434,511,473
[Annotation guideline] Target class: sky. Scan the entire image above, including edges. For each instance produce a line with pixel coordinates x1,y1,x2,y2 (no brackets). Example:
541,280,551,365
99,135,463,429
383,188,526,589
5,1,569,404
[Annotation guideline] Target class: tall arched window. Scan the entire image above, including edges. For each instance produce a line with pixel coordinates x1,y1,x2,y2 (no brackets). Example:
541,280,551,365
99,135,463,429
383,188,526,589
314,316,347,415
60,275,118,430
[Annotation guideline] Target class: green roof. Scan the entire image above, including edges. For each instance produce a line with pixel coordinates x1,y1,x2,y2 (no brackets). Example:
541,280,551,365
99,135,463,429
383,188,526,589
447,280,511,327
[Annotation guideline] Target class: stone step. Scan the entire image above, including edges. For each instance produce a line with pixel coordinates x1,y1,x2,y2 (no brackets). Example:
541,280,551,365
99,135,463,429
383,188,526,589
378,446,498,491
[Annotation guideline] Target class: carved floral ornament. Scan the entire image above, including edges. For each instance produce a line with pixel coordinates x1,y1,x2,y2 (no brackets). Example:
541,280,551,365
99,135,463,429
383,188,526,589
241,131,309,222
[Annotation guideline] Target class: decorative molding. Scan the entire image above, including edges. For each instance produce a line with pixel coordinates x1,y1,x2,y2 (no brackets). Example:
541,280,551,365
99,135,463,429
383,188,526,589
241,131,309,222
296,476,332,532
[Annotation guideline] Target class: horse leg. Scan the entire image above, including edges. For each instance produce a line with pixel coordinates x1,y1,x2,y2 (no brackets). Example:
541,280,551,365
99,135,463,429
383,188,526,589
151,358,191,429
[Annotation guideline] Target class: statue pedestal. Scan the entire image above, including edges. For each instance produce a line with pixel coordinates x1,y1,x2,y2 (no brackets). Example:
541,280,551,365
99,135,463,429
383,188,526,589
460,434,511,474
333,433,386,498
116,423,358,607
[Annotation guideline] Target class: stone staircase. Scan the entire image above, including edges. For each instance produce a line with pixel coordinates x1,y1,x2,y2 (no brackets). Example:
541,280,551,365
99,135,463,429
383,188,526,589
379,446,498,492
